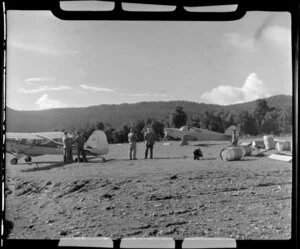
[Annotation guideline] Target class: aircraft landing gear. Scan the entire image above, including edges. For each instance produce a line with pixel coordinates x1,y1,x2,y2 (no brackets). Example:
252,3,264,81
10,158,18,165
25,155,32,162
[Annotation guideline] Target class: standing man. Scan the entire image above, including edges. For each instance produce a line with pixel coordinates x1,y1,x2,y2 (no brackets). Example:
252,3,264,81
62,132,68,163
62,132,73,163
144,128,156,159
128,129,137,160
74,131,88,163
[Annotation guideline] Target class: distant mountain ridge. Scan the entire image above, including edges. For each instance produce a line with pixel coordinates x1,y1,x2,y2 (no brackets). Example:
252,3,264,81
6,94,292,132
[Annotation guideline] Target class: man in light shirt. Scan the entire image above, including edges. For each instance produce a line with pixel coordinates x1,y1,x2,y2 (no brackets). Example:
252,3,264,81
128,129,137,160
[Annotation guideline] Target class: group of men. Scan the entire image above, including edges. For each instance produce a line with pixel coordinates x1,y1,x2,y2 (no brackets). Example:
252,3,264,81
62,131,87,164
62,127,239,163
128,128,156,160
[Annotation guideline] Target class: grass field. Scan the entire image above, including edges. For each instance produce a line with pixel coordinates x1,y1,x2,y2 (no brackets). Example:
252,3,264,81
4,138,292,239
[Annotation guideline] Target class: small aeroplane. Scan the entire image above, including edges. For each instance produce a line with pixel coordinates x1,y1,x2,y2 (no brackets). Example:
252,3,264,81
164,125,238,142
6,130,109,165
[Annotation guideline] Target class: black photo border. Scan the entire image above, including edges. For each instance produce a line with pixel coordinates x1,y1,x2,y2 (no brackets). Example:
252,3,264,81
1,1,298,249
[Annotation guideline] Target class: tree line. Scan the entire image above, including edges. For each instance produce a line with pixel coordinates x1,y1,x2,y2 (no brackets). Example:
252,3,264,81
73,99,292,144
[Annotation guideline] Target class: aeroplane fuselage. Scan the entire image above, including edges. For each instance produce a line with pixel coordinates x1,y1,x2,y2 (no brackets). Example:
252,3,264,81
164,126,233,141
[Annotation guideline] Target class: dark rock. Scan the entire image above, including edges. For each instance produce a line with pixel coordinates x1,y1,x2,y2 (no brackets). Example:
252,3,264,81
102,193,113,199
111,185,120,190
138,224,151,229
105,206,114,210
147,229,159,236
175,209,189,214
59,230,68,236
166,221,188,227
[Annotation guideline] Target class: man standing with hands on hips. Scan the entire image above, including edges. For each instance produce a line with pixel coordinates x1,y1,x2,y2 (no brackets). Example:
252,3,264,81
144,128,156,159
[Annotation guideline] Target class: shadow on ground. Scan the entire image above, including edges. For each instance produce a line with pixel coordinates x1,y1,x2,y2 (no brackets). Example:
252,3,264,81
193,143,227,147
20,161,64,172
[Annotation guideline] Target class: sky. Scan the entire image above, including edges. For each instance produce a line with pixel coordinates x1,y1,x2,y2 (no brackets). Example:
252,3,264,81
6,2,292,110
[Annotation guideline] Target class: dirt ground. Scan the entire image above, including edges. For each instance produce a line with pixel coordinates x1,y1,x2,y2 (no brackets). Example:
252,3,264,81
4,138,292,240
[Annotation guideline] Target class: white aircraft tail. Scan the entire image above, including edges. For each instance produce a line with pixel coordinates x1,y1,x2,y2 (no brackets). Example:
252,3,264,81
85,130,109,155
224,125,238,136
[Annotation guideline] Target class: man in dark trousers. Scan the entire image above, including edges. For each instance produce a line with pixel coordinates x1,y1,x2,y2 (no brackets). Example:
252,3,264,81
144,128,156,159
193,147,203,160
74,131,87,163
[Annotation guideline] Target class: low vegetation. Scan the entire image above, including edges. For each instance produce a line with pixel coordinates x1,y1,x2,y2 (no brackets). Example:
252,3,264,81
6,95,292,144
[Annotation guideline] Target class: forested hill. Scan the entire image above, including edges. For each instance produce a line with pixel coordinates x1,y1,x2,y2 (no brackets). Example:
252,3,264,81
6,94,292,132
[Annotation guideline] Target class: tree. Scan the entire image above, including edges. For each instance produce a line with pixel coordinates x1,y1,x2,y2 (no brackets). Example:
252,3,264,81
151,120,165,141
210,114,224,133
261,110,280,135
104,127,115,144
132,119,146,142
112,124,130,143
224,112,236,126
238,111,258,135
121,124,130,143
112,130,123,144
278,107,292,134
253,99,271,133
170,106,187,128
199,111,211,129
82,122,95,141
145,118,154,127
189,114,201,128
163,116,171,128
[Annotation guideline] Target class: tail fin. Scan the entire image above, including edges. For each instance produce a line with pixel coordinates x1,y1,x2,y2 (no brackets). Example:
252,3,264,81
85,130,109,155
224,125,238,136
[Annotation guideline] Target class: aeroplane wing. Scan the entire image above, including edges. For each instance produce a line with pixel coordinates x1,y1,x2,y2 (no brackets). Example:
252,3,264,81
6,132,44,140
33,132,65,146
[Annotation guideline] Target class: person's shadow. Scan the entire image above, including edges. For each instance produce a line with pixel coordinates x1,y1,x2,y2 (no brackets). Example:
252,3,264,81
20,161,64,172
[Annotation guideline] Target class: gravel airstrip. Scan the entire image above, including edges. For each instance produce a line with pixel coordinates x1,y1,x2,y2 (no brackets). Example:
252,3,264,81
4,138,292,240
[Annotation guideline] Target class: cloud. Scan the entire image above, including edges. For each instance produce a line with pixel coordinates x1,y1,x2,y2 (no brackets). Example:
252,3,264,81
120,92,168,97
17,85,72,94
224,32,256,52
35,94,67,110
242,73,271,101
25,77,55,84
79,84,115,92
200,72,271,105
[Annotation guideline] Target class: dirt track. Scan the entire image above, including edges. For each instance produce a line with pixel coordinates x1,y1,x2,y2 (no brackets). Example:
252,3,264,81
4,139,292,240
